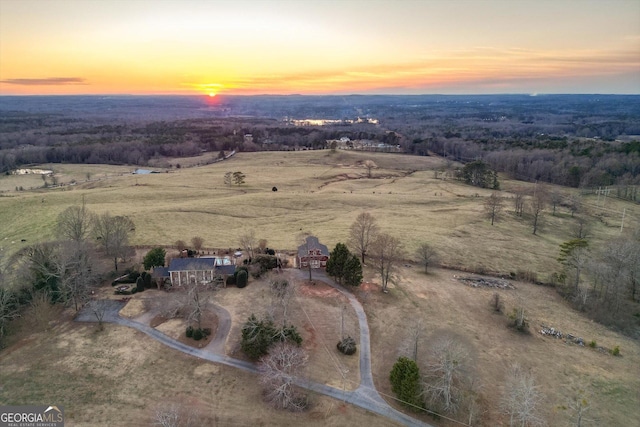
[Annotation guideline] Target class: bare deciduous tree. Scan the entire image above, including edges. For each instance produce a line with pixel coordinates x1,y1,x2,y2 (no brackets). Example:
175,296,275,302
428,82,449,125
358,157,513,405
239,230,257,259
571,216,591,240
370,232,403,293
565,388,591,427
28,291,59,331
191,236,204,252
153,403,200,427
401,318,423,362
94,213,135,271
363,159,377,178
416,242,438,274
269,279,295,328
568,194,582,217
484,192,505,225
422,334,473,414
89,299,111,331
348,212,379,264
259,341,309,411
185,280,209,330
549,191,562,216
500,364,545,427
223,171,233,186
0,287,19,344
530,188,547,235
175,240,187,252
56,202,94,242
513,189,526,217
56,241,96,311
297,231,314,281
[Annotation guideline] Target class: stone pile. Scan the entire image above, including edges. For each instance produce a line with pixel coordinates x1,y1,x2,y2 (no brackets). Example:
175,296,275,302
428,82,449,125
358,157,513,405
456,275,516,290
540,324,585,346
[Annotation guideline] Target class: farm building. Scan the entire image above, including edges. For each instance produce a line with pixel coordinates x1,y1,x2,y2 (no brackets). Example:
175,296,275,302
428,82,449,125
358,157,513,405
167,257,235,286
297,236,329,269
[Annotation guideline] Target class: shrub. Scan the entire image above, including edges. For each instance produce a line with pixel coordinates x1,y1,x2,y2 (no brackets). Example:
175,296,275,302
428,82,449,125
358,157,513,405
490,292,504,313
337,336,357,355
186,325,194,338
136,277,144,292
390,357,423,409
193,328,204,341
202,327,212,337
517,269,538,283
611,345,620,356
142,271,152,288
589,340,597,348
509,307,529,333
236,270,248,288
225,274,236,286
241,314,277,360
131,287,138,295
128,271,141,282
280,324,303,346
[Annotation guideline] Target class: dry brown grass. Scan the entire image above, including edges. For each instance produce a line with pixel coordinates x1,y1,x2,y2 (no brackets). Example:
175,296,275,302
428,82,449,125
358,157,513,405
1,150,639,425
364,265,640,426
1,150,636,280
0,318,396,426
214,270,361,390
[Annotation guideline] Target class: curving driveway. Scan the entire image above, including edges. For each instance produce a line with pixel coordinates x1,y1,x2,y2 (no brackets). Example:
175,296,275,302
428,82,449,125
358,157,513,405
77,277,431,427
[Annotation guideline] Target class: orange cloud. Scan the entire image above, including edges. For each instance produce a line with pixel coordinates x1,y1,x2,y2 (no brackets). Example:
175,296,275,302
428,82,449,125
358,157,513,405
1,77,88,86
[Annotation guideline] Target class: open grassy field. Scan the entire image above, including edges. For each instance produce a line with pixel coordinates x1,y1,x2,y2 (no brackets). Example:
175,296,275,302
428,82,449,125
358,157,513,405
361,266,640,426
1,150,637,280
0,315,390,427
1,150,639,426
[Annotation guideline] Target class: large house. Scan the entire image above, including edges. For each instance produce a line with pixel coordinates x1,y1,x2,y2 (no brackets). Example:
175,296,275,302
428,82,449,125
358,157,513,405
167,257,235,287
297,236,329,269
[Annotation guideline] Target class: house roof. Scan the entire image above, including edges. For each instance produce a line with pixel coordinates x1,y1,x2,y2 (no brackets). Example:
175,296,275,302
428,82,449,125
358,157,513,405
168,258,215,272
168,258,236,275
297,236,329,257
216,264,236,276
151,267,170,278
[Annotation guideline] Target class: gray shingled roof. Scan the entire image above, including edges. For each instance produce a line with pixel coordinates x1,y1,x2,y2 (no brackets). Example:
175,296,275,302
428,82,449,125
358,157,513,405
297,236,329,257
168,258,216,272
151,267,170,278
168,258,236,275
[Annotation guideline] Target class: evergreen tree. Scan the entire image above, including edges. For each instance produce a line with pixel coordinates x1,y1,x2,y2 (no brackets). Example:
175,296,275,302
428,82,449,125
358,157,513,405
326,243,350,283
343,254,363,287
143,247,166,270
390,357,423,409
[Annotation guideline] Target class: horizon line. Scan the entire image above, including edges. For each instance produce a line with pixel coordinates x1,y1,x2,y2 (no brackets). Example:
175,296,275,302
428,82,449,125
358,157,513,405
1,92,639,97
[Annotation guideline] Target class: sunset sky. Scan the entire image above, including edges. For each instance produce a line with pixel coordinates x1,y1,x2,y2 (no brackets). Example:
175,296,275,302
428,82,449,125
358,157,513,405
1,0,639,96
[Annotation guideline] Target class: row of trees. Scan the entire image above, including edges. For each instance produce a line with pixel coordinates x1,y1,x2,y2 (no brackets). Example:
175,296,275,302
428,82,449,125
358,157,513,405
557,232,640,336
347,212,438,292
0,202,136,347
391,330,545,426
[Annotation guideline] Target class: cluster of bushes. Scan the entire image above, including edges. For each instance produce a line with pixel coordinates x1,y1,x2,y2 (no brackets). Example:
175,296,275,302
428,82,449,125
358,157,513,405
113,271,154,294
337,336,357,355
186,325,212,341
241,314,302,360
244,254,279,279
225,267,248,288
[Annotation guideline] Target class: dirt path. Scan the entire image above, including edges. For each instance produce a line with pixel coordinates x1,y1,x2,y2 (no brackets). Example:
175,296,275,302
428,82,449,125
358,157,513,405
76,294,430,427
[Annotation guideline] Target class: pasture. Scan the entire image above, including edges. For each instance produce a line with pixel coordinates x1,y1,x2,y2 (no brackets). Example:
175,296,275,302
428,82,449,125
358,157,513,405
1,150,639,426
1,150,636,279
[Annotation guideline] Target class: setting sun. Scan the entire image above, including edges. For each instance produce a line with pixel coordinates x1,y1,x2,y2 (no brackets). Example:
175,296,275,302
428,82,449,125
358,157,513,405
208,92,216,97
